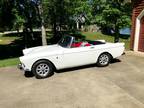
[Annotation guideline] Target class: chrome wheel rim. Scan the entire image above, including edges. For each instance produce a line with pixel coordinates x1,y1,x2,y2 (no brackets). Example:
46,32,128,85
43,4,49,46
99,54,109,65
36,63,50,77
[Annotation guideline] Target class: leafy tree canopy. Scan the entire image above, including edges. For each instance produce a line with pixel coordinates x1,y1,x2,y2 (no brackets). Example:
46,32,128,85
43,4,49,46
0,0,132,43
0,0,16,31
92,0,132,42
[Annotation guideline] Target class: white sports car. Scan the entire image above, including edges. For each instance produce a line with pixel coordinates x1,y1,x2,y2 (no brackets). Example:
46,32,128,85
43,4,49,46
18,35,125,79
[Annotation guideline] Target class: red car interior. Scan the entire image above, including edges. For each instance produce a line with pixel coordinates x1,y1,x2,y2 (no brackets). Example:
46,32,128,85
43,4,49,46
71,42,82,47
84,43,91,46
71,42,91,47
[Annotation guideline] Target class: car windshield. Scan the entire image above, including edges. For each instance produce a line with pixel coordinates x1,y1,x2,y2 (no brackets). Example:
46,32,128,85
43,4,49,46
58,36,72,48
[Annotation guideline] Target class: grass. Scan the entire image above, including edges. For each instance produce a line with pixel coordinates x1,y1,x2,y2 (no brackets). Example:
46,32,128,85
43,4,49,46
0,35,20,68
0,36,19,45
0,58,19,68
81,32,130,50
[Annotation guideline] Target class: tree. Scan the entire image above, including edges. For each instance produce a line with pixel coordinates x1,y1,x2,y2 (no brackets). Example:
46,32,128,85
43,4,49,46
0,0,16,31
92,0,132,42
68,0,92,30
43,0,92,31
1,0,92,44
12,8,25,32
16,0,48,47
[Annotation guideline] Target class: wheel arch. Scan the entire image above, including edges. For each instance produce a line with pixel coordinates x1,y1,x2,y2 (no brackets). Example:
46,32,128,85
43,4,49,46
31,59,57,71
96,52,113,67
98,52,113,61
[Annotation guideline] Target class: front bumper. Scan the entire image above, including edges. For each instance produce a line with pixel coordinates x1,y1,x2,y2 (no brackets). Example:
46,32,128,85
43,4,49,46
17,63,30,71
17,63,24,70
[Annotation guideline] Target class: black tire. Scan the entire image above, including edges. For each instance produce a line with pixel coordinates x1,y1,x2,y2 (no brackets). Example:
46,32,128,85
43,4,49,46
97,53,111,67
32,60,54,79
24,71,34,77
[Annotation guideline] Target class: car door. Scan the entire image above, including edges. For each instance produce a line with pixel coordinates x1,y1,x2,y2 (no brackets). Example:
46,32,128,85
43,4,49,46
61,46,97,68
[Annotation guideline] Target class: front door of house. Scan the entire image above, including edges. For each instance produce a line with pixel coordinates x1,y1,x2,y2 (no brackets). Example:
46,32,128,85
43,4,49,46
138,16,144,52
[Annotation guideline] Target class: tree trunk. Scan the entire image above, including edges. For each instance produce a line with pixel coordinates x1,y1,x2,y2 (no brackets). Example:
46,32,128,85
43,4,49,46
53,22,57,37
76,21,79,30
39,2,47,46
41,24,47,45
114,27,120,43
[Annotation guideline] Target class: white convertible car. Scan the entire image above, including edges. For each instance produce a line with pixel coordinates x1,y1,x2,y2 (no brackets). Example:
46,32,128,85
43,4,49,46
18,35,125,79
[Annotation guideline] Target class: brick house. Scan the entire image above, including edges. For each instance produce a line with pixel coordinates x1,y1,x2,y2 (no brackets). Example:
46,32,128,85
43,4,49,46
130,0,144,52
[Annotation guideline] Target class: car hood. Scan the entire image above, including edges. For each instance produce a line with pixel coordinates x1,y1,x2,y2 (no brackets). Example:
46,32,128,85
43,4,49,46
23,44,62,55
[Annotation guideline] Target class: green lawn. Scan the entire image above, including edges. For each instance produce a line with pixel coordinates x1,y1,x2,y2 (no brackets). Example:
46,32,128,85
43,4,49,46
0,35,20,67
0,58,19,68
0,36,18,45
0,32,130,68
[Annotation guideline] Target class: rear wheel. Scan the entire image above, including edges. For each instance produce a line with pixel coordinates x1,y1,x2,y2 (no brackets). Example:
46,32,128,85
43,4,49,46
32,60,54,79
97,53,111,67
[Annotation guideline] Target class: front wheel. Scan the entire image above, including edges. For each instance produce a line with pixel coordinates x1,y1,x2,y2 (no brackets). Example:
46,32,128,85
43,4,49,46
32,60,54,79
97,53,111,67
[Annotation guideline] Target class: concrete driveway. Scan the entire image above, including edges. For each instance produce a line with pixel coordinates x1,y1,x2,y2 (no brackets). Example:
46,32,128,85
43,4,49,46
0,52,144,108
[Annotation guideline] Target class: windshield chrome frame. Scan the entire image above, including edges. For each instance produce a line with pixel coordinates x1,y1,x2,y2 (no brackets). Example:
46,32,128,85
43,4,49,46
68,36,75,48
57,36,75,48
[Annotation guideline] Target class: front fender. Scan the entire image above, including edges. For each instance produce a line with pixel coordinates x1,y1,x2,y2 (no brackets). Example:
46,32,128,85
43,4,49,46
19,55,62,71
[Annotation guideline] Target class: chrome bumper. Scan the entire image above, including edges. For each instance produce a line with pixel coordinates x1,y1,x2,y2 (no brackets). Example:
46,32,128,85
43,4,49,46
18,63,30,71
17,63,24,70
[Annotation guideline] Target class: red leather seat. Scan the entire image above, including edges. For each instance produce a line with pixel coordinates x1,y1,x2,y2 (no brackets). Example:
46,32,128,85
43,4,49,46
71,42,82,47
84,43,91,46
